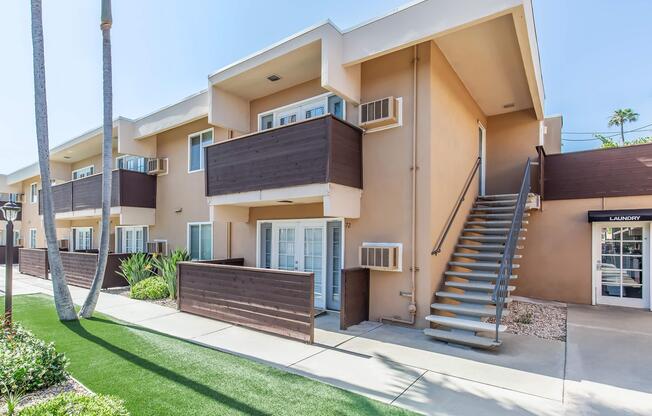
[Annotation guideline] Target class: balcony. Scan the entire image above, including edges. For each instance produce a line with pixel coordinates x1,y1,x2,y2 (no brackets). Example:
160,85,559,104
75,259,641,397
39,169,157,224
205,115,363,219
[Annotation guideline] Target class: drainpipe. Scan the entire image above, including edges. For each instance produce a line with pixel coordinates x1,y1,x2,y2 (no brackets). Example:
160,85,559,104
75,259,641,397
226,129,234,259
381,45,419,325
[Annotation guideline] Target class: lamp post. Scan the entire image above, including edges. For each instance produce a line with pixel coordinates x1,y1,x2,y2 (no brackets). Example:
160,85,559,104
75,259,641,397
2,200,21,326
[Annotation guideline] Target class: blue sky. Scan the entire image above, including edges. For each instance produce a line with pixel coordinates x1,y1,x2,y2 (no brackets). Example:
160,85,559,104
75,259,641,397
1,0,651,173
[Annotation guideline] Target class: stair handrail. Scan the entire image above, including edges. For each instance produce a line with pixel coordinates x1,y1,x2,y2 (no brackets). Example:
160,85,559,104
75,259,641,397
493,157,532,342
432,157,481,255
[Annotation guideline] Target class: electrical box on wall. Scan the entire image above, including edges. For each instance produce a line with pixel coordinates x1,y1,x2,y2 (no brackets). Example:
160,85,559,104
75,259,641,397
359,242,403,272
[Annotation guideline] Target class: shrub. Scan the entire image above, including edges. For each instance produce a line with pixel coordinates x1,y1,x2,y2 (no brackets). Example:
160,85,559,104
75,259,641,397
117,252,153,287
19,393,129,416
0,324,68,396
130,277,169,300
514,310,534,325
152,249,190,299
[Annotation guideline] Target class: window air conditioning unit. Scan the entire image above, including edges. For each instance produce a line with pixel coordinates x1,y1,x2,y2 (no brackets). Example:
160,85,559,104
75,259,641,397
359,242,402,272
147,158,168,176
58,239,69,250
147,241,168,255
12,193,24,203
359,96,397,129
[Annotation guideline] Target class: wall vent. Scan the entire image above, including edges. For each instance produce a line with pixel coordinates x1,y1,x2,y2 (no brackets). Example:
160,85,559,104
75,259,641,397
359,242,402,272
147,158,168,176
359,97,397,128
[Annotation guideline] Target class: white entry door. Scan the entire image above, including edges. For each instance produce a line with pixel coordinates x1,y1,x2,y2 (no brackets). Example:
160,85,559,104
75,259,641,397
271,221,327,309
594,223,650,308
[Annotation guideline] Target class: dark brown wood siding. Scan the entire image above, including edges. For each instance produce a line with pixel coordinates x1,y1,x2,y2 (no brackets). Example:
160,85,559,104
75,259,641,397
39,170,156,214
59,251,129,289
340,267,370,330
177,262,314,343
0,246,21,265
205,115,363,197
543,143,652,200
19,248,48,279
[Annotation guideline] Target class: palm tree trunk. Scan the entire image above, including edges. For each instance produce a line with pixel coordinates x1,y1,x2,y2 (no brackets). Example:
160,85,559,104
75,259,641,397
30,0,77,321
80,0,113,318
621,124,625,145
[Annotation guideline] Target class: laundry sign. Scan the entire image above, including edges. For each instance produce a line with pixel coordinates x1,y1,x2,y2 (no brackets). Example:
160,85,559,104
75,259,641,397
588,209,652,222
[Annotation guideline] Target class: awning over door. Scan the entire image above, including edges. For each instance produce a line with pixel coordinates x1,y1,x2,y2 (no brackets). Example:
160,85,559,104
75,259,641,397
588,209,652,222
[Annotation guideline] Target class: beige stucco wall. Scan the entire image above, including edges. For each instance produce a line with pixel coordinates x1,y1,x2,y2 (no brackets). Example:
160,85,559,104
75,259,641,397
518,195,652,305
486,109,539,195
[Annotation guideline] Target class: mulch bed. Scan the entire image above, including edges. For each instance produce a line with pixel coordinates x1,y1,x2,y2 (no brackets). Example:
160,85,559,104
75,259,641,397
487,300,567,341
104,287,178,309
1,377,90,413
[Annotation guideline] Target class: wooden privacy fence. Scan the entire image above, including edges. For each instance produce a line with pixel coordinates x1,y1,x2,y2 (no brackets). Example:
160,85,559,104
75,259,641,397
60,251,130,289
340,267,370,330
19,248,49,279
0,246,21,265
177,262,315,343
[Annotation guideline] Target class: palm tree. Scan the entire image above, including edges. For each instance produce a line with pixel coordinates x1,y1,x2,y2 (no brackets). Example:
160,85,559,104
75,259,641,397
80,0,113,318
30,0,77,321
608,108,639,145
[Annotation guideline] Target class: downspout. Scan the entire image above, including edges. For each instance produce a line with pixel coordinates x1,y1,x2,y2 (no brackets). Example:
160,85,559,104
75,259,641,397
381,45,418,325
226,129,234,259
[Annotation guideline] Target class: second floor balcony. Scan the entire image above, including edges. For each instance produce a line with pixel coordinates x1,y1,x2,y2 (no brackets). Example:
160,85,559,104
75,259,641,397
39,169,157,224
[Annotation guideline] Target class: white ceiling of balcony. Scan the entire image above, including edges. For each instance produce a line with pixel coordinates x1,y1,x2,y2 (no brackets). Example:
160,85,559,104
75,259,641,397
435,14,533,116
215,41,321,101
49,132,118,163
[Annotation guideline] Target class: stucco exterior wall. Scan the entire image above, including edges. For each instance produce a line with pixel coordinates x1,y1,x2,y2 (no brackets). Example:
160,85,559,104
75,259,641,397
518,195,652,304
20,175,44,247
485,109,539,195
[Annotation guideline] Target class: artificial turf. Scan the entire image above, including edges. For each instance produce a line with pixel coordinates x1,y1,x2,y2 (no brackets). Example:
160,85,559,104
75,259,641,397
6,294,416,416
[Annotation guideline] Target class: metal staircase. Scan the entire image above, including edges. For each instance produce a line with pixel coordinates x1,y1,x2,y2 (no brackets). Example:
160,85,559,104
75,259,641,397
425,159,533,349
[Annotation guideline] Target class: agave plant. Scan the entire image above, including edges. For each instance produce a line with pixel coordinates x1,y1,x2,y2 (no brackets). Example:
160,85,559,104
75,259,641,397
117,252,153,287
152,249,190,299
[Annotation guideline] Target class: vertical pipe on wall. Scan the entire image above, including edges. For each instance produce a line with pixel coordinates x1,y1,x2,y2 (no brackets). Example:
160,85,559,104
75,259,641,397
381,44,419,325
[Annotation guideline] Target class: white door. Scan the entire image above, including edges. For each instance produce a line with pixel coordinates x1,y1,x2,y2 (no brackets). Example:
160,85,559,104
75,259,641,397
594,223,649,308
271,221,327,309
478,123,486,196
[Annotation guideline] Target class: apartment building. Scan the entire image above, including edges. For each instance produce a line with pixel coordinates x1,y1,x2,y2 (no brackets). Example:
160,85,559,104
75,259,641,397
3,0,649,348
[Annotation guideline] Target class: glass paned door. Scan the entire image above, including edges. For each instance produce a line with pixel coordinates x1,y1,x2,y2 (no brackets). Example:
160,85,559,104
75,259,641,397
597,224,648,308
277,226,296,271
304,227,325,309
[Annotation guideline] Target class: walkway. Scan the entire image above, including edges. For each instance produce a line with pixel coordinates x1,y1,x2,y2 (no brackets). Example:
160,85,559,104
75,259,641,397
2,266,651,415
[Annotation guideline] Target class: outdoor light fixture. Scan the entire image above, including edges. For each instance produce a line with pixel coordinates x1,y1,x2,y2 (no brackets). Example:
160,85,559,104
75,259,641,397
266,74,281,82
2,200,21,326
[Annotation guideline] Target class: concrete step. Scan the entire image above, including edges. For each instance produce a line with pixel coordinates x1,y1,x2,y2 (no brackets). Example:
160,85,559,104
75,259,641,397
466,220,529,226
448,261,520,270
426,315,506,332
444,270,518,281
435,291,512,305
463,228,526,235
475,199,517,206
470,206,516,213
423,328,501,349
453,252,522,260
477,194,518,201
430,302,501,318
445,280,516,292
459,235,526,242
468,213,530,219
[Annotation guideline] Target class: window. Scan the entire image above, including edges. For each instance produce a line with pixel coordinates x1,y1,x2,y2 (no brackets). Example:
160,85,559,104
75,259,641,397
188,129,213,172
72,227,93,251
260,114,274,130
72,165,95,180
257,93,345,131
1,230,19,246
116,155,147,173
116,226,148,253
188,223,212,260
30,183,38,204
29,229,37,249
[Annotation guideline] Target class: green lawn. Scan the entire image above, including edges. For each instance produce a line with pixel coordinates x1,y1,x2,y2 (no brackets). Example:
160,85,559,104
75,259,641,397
6,294,415,416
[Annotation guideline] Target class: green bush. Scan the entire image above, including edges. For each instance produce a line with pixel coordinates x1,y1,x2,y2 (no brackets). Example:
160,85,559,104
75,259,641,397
130,277,169,300
117,252,153,287
19,393,129,416
152,249,190,299
0,324,68,395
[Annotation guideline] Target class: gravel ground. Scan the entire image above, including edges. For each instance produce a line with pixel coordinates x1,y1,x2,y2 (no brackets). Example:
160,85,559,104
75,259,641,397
104,286,178,309
1,377,90,413
487,300,567,341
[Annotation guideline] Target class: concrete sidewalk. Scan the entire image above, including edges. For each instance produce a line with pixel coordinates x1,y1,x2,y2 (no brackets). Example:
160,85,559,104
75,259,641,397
2,266,651,415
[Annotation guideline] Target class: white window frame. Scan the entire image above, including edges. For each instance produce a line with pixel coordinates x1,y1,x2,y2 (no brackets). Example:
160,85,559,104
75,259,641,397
71,227,93,251
71,165,95,181
257,93,346,131
116,155,148,173
187,222,213,260
29,228,37,248
30,182,38,204
115,225,149,254
187,128,214,173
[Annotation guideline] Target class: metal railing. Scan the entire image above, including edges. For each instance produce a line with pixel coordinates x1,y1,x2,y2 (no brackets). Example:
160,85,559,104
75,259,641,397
432,157,481,255
492,158,532,342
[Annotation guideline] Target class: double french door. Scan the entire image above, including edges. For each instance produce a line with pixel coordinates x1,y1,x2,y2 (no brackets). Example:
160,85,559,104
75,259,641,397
260,219,343,310
594,222,650,308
